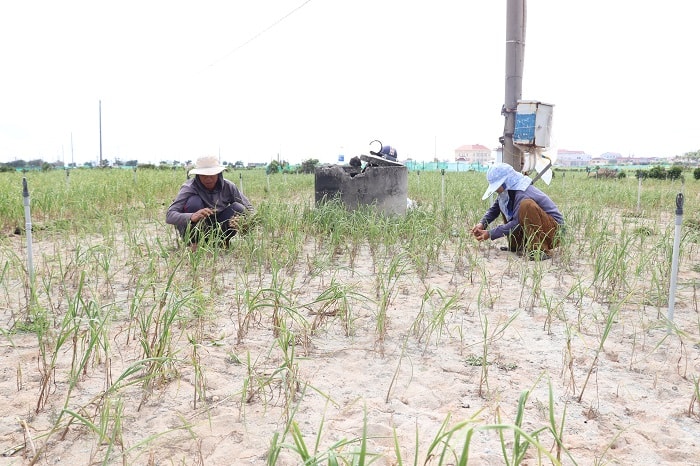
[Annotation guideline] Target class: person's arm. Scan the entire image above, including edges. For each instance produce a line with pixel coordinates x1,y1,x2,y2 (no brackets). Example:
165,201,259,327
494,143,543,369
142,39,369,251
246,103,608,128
223,180,255,213
166,184,198,227
488,192,525,240
472,201,500,241
478,201,501,230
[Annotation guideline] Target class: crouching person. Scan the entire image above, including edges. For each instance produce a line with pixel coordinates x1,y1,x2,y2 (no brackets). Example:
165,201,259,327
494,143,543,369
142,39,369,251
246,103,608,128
471,162,564,260
166,156,255,250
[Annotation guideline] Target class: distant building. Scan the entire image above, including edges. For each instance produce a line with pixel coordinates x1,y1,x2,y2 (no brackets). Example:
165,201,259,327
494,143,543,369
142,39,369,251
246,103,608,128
454,144,491,164
615,156,657,165
600,152,622,162
493,147,503,164
556,149,591,167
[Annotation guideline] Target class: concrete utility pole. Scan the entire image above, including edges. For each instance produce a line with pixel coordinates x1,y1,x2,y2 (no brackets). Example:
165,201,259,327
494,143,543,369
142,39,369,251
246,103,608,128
502,0,526,171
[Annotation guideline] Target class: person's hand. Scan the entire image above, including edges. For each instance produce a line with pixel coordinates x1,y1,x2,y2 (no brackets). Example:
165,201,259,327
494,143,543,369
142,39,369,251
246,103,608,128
474,229,490,241
471,222,484,237
190,208,214,223
230,212,257,233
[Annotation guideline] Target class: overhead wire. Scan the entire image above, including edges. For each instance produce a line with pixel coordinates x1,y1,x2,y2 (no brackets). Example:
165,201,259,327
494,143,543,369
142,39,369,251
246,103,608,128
205,0,313,69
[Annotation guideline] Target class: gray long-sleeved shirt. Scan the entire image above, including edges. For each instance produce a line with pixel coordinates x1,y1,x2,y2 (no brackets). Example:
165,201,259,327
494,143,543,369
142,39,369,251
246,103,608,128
165,177,254,229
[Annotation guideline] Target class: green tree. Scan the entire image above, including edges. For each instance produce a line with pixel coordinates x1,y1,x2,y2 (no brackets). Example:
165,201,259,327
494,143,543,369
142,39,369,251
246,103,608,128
267,160,280,174
647,165,667,180
266,160,289,174
299,158,319,174
683,149,700,160
668,165,683,180
8,159,26,168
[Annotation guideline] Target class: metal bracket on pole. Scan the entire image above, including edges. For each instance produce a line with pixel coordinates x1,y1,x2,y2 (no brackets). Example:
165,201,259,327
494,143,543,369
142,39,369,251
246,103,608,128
530,160,552,185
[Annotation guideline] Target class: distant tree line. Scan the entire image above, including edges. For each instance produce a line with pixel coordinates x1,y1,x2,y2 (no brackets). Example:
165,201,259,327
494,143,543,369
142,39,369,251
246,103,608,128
680,149,700,160
0,157,313,174
266,158,319,175
636,165,684,180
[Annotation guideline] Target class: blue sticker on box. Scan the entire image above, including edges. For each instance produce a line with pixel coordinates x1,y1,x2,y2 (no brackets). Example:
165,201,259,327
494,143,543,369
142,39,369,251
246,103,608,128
514,113,536,142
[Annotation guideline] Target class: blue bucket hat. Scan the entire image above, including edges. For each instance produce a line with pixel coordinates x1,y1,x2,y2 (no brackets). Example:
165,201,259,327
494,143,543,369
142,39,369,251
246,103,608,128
481,163,531,200
482,163,512,200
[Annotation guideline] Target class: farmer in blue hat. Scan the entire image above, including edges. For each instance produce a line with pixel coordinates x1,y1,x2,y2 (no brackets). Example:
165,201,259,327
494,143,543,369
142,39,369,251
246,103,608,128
471,162,564,260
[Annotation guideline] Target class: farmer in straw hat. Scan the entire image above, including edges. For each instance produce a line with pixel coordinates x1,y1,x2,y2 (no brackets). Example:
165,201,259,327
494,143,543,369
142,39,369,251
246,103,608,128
166,156,255,250
471,162,564,260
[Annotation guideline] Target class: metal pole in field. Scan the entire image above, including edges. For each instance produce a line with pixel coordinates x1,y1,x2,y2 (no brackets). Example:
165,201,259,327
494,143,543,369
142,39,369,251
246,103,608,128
637,174,642,213
441,168,445,205
503,0,526,171
98,100,103,167
239,173,243,194
22,178,34,287
667,192,684,334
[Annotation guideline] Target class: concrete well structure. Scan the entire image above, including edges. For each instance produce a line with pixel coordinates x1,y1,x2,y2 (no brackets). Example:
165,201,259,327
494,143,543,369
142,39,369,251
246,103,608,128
314,164,408,215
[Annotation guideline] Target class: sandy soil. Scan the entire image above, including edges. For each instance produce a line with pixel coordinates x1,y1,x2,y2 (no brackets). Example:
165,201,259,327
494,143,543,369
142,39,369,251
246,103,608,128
1,223,700,465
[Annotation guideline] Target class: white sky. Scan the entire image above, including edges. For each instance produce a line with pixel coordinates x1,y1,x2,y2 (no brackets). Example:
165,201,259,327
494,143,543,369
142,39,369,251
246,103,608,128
1,0,698,166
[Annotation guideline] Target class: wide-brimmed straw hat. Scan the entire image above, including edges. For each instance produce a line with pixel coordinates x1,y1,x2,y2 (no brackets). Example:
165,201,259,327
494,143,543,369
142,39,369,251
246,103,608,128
189,156,226,176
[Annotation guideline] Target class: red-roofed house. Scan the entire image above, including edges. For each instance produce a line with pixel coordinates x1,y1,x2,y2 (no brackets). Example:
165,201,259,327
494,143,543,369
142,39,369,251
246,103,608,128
455,144,491,164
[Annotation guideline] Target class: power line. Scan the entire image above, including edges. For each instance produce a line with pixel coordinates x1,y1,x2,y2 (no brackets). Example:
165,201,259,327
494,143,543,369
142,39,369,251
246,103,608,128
206,0,313,68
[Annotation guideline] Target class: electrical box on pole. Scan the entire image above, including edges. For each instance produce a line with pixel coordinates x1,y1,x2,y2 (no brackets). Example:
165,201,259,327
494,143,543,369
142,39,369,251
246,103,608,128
514,100,553,148
513,99,556,183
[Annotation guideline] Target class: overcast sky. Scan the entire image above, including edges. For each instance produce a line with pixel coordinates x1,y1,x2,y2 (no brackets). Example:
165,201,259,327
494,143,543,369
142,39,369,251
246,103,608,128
1,0,698,166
